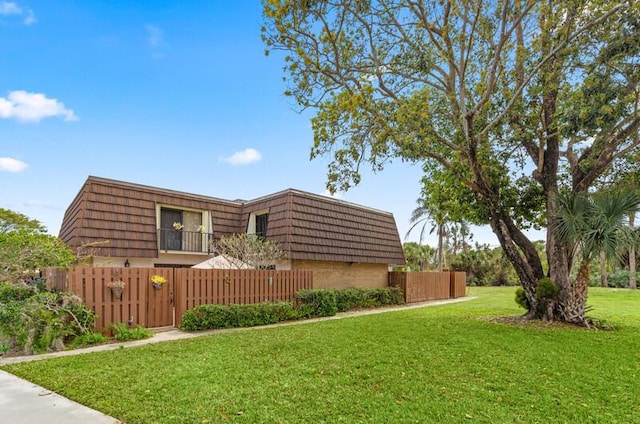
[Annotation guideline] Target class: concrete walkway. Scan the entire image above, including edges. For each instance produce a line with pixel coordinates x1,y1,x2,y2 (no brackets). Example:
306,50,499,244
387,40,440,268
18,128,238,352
0,296,472,423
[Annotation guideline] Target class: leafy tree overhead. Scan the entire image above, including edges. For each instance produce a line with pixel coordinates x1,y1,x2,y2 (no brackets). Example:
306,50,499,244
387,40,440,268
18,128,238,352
0,208,46,233
263,0,640,324
0,209,74,283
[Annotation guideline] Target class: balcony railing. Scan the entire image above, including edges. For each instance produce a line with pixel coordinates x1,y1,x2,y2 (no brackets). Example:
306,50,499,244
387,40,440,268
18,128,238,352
158,229,215,254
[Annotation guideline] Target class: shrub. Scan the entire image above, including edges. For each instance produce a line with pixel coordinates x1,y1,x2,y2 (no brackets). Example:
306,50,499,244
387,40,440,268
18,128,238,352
536,277,558,301
332,287,404,312
111,323,153,341
180,301,300,331
296,289,338,318
0,290,96,354
0,282,36,304
515,287,529,310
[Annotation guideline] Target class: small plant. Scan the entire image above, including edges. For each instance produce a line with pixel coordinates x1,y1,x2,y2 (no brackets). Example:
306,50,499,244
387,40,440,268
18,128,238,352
195,224,206,233
67,332,108,349
111,323,153,341
150,275,167,285
0,342,9,356
106,280,126,289
172,222,184,230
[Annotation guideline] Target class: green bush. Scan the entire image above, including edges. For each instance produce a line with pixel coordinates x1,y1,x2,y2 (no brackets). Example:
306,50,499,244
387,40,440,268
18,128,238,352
332,287,404,312
0,282,36,303
111,323,153,341
296,289,338,317
180,301,300,331
536,277,558,301
515,287,529,310
180,288,406,331
0,291,96,354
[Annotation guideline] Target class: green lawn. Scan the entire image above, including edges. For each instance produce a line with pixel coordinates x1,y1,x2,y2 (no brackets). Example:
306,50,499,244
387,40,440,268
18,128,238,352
3,287,639,423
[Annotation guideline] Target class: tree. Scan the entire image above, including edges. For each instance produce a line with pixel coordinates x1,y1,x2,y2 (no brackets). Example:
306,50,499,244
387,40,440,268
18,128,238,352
213,233,285,269
263,0,639,324
405,198,449,271
553,188,640,322
0,209,74,283
0,208,46,233
402,242,436,271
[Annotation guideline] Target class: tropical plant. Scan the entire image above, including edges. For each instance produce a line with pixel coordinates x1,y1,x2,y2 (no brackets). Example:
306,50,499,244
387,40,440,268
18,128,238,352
552,188,640,323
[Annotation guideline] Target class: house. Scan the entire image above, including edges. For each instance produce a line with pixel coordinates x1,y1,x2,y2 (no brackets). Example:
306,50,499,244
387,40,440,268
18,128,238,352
59,176,406,288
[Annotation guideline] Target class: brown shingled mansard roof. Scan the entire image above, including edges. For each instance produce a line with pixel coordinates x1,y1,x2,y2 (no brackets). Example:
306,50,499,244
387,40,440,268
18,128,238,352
59,176,406,265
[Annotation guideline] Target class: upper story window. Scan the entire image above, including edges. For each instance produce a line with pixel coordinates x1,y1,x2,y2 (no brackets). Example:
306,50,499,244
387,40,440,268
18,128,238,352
159,207,209,252
255,214,268,238
247,209,269,239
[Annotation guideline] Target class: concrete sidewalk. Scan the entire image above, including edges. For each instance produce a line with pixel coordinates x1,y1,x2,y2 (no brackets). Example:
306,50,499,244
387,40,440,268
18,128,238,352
0,370,120,423
0,296,472,423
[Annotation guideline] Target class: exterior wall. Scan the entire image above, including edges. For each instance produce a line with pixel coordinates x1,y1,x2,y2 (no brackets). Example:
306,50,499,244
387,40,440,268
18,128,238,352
292,260,388,288
93,253,211,268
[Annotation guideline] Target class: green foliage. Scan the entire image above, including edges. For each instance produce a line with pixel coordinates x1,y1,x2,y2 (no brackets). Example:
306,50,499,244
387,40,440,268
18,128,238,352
590,269,632,288
111,323,153,342
0,208,47,233
515,287,529,310
535,278,559,301
181,288,404,331
333,287,404,312
180,302,300,331
0,229,75,283
0,291,96,354
451,244,518,286
0,282,36,303
402,242,435,271
67,332,108,349
295,289,338,318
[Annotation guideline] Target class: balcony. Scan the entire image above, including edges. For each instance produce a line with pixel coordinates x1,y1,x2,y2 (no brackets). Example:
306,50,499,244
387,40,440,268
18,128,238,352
158,229,215,254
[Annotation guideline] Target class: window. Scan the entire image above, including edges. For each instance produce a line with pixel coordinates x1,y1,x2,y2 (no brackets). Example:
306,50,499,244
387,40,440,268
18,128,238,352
255,213,268,238
159,208,205,252
247,209,269,238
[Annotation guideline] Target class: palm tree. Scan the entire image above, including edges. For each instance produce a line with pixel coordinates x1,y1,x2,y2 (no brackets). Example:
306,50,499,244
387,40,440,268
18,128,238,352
553,188,640,324
405,199,449,271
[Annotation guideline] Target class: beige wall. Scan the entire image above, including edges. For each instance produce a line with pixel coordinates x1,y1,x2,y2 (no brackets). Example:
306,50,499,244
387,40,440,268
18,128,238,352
93,253,211,268
292,260,388,289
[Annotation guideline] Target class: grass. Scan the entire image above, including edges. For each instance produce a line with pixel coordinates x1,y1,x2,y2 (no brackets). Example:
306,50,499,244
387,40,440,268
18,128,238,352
2,287,639,423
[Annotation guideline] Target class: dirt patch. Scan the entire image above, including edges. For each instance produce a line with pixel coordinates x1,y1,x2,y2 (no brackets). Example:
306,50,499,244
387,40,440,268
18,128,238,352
481,315,594,330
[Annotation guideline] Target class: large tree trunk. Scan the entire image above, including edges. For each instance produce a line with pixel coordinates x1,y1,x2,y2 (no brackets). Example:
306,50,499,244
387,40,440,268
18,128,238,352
487,208,545,317
630,212,637,289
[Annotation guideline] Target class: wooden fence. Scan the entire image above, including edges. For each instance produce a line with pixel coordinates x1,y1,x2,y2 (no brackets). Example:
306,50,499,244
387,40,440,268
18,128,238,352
388,271,466,303
174,268,313,327
44,267,313,330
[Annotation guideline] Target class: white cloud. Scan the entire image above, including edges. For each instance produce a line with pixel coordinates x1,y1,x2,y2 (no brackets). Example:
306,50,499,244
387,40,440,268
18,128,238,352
0,2,36,25
23,8,35,25
0,157,28,172
145,24,163,46
220,148,262,166
0,2,21,15
0,90,77,122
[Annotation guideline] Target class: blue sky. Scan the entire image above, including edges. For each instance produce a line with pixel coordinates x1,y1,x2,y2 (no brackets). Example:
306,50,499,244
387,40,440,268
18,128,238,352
0,1,514,247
